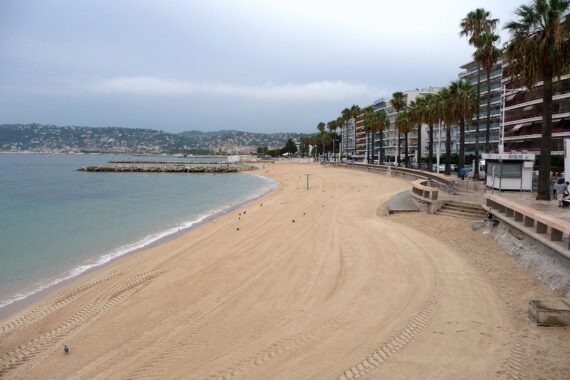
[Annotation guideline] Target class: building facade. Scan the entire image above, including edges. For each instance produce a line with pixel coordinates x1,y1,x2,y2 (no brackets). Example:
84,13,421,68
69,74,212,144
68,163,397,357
502,72,570,155
459,60,502,155
340,117,356,157
375,88,440,164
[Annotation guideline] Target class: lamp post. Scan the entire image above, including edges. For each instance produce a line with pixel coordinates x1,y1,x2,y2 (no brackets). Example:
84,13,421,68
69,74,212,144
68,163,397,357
332,138,339,162
436,119,442,173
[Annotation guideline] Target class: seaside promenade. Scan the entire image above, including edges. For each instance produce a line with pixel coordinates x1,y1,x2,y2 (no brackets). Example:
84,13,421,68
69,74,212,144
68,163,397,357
1,162,569,379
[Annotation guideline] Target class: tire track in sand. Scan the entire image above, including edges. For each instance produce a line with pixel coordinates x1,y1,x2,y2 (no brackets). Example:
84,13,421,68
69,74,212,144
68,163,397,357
338,274,442,380
0,262,171,377
203,316,343,380
0,257,152,342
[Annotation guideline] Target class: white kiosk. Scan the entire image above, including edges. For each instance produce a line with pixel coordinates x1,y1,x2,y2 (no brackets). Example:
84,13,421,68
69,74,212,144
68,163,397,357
483,153,535,191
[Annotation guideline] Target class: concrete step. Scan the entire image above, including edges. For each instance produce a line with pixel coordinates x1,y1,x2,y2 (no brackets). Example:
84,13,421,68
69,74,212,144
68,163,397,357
437,209,485,220
443,201,484,212
441,205,487,216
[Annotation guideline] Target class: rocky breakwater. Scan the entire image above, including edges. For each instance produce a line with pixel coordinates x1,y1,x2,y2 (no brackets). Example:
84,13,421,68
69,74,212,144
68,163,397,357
78,164,254,173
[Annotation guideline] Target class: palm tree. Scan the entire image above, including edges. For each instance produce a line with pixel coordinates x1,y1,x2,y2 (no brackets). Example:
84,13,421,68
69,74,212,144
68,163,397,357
363,107,375,163
474,32,502,154
409,98,428,168
424,94,438,172
327,120,339,161
376,110,390,165
317,121,326,161
449,80,476,174
438,87,454,175
390,92,406,165
505,0,570,200
340,108,351,160
396,110,412,168
460,8,499,174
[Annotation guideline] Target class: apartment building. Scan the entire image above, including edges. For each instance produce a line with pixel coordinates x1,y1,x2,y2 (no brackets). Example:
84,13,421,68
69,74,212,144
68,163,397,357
373,88,440,164
458,60,502,154
340,117,356,157
502,71,570,155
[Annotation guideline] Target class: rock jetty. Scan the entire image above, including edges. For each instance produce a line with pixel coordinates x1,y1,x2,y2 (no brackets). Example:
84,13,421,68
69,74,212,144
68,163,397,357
79,164,254,173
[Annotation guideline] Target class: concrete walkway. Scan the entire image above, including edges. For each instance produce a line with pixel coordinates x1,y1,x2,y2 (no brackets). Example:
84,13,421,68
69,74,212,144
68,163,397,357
386,190,418,214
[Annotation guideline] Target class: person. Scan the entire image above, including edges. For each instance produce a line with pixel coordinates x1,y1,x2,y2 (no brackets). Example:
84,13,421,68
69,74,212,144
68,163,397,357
554,179,563,204
557,182,570,207
459,167,466,180
64,344,70,354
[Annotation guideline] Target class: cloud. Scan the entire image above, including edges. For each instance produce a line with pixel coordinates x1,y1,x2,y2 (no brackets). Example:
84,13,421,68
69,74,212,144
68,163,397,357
89,77,384,101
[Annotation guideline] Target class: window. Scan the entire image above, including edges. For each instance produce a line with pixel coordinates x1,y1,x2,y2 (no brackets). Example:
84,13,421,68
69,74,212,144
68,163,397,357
486,162,522,178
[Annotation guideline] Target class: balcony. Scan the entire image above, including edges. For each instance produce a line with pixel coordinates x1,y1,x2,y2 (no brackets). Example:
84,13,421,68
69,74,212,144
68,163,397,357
504,108,570,126
505,91,570,111
472,112,501,120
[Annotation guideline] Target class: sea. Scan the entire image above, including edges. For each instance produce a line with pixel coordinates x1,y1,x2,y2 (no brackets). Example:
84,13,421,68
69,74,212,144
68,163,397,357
0,153,274,311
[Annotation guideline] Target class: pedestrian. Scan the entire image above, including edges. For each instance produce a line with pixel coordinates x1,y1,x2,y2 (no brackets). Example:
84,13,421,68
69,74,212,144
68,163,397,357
64,344,70,354
556,182,570,207
554,180,562,203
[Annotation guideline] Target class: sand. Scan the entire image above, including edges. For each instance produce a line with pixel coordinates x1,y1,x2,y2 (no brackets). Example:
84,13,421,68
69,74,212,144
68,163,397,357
1,162,569,379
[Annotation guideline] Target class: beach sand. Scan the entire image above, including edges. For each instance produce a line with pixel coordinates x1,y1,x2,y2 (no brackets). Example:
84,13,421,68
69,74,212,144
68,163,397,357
1,162,569,379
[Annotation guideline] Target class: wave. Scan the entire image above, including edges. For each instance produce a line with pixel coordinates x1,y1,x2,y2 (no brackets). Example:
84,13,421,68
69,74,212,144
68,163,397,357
0,175,277,310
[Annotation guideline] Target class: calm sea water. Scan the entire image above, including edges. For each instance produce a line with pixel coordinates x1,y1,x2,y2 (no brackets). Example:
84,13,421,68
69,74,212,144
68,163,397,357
0,154,273,309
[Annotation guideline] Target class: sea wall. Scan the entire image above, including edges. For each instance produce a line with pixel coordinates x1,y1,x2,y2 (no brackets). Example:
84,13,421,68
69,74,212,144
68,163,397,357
485,221,570,299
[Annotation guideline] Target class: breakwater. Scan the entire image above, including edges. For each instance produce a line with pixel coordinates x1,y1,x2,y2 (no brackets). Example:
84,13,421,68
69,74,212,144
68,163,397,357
79,164,254,173
108,160,231,165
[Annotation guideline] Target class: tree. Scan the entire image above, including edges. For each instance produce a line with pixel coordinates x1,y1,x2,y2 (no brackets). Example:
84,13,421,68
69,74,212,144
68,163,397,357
317,121,326,160
424,94,439,172
282,138,298,156
390,92,406,166
438,87,454,175
449,79,476,174
396,110,412,168
505,0,570,200
362,106,375,163
461,8,499,174
474,31,502,153
409,98,427,168
376,110,390,165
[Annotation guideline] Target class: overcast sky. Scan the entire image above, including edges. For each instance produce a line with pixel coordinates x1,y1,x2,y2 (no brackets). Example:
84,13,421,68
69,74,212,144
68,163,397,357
1,0,524,133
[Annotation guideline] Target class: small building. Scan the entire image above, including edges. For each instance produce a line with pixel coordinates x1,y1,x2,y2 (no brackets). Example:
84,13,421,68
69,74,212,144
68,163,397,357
482,153,535,191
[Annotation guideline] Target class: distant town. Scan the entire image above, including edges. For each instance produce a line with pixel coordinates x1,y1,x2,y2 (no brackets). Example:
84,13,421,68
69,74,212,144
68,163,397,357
0,124,305,155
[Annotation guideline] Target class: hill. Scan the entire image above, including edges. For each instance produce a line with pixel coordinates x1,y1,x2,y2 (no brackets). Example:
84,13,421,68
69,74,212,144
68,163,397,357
178,130,305,150
0,124,306,153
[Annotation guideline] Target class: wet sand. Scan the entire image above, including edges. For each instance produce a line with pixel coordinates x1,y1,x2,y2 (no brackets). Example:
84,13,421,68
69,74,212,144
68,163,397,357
1,162,569,379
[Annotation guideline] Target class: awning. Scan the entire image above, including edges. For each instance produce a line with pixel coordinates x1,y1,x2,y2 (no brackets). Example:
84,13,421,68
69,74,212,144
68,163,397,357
510,123,524,132
523,105,534,111
506,93,517,101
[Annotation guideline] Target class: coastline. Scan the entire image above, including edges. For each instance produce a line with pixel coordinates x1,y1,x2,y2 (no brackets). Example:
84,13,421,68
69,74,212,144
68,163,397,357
0,170,277,322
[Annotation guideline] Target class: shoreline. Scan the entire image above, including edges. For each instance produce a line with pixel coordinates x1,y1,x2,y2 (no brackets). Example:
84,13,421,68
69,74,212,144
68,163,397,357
0,171,277,322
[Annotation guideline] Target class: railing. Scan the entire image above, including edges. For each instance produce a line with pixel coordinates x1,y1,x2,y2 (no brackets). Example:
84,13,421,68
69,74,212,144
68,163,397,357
484,194,570,257
340,162,457,188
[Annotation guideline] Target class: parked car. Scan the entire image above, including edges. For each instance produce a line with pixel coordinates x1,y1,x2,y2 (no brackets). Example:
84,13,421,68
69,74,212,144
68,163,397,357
432,164,456,172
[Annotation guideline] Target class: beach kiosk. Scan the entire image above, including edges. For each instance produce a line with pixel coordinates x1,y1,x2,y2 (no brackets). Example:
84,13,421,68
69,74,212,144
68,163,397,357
482,153,535,191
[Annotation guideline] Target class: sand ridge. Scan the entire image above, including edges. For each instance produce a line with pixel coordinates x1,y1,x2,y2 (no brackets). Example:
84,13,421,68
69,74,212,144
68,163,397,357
0,162,568,379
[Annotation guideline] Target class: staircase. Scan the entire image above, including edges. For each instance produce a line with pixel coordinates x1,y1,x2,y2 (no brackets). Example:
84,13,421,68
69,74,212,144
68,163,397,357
437,200,487,220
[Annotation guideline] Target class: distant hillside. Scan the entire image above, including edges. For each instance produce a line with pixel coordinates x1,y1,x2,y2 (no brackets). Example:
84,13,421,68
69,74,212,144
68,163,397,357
0,124,306,153
178,130,305,150
0,124,185,153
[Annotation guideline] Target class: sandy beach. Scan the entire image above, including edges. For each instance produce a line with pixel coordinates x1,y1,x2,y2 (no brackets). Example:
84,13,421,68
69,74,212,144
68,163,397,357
1,162,569,379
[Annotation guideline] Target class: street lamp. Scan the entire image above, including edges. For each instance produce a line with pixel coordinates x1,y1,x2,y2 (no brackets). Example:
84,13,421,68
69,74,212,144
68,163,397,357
500,83,523,154
332,138,339,163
